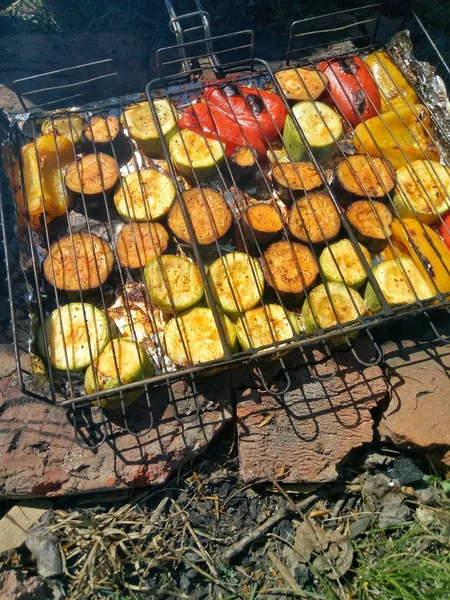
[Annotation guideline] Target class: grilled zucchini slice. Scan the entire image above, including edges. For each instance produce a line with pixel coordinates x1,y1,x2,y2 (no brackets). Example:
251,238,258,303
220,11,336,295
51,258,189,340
169,130,225,179
145,255,204,313
288,191,341,244
365,257,435,313
164,307,237,367
121,99,178,156
393,160,450,224
114,168,176,221
41,114,84,145
319,239,371,289
85,338,154,409
207,252,265,317
37,303,112,371
236,304,300,351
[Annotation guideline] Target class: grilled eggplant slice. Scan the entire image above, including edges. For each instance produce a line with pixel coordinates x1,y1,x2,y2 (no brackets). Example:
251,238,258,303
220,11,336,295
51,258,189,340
288,191,341,244
230,146,258,180
319,239,371,289
65,153,119,196
393,160,450,224
167,187,232,246
117,222,169,269
145,255,204,313
114,168,176,221
207,252,264,317
164,307,237,367
240,202,284,247
262,240,318,297
121,99,178,156
85,338,154,408
365,257,434,313
236,304,300,351
169,130,225,179
37,302,111,371
83,114,128,159
346,200,393,250
41,114,84,145
43,232,114,292
275,68,328,101
336,155,395,199
272,161,323,203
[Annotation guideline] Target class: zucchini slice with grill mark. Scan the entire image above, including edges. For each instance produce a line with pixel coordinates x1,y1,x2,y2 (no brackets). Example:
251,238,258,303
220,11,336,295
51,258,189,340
288,191,341,244
164,307,237,367
272,161,323,203
241,202,284,247
207,252,265,317
117,222,169,269
236,304,300,351
319,239,371,290
262,240,318,296
283,101,342,163
301,282,366,340
121,100,178,156
85,338,154,409
43,232,114,292
168,187,232,245
114,168,176,221
65,153,119,196
145,254,204,313
169,130,225,179
336,155,395,199
346,200,393,250
37,302,112,371
41,114,84,145
393,160,450,225
364,257,435,313
275,68,328,101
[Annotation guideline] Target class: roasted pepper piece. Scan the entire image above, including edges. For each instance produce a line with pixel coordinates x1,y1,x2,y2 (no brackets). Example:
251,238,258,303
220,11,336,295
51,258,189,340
20,135,75,218
391,218,450,295
365,51,419,113
353,104,440,170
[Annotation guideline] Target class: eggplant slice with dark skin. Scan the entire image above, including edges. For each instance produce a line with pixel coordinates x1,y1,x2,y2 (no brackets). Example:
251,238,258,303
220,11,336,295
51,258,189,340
240,202,284,247
288,191,341,244
272,161,323,203
83,115,130,162
116,221,169,270
336,155,395,200
65,153,119,197
346,200,394,251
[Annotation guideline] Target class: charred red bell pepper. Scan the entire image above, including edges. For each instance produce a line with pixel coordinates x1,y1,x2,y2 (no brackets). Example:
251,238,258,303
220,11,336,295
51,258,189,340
318,56,381,127
179,101,268,158
204,83,287,142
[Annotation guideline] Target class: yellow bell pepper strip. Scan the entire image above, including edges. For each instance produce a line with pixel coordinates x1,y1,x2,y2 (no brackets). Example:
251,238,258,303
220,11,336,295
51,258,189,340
353,104,440,170
365,50,419,113
391,218,450,295
19,134,75,219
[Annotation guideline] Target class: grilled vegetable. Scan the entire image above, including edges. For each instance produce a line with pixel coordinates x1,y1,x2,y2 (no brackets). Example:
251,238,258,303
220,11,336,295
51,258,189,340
204,84,287,143
169,130,225,179
393,160,450,224
121,100,178,156
438,212,450,250
319,239,371,289
283,101,342,163
365,50,419,113
262,240,318,296
365,257,434,313
43,232,114,292
21,135,75,218
336,155,395,199
318,56,381,126
117,222,169,269
240,202,284,247
302,282,366,340
85,338,154,409
272,161,323,202
379,239,410,261
37,302,111,371
346,200,393,250
83,114,128,159
167,187,232,245
179,103,267,159
145,255,204,312
236,304,300,351
207,252,264,317
275,67,328,101
230,146,258,179
164,307,237,367
353,104,440,170
391,218,450,295
41,114,84,145
114,168,176,221
288,191,341,244
65,153,119,196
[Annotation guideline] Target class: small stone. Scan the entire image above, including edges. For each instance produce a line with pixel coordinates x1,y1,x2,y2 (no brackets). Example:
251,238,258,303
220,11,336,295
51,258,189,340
349,515,372,539
249,498,259,521
218,482,231,499
273,519,294,542
389,457,424,486
294,565,313,588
